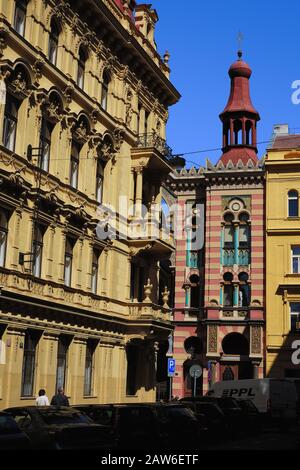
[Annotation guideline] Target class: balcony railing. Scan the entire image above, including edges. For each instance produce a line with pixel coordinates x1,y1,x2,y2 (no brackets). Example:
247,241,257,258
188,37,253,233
223,248,235,266
222,248,250,266
238,248,250,265
135,133,173,160
186,251,199,268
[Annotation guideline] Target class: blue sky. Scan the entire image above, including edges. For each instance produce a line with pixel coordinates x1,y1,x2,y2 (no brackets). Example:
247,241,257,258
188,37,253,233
154,0,300,166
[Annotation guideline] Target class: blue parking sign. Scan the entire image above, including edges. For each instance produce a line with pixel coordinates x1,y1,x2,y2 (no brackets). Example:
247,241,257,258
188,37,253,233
168,358,176,377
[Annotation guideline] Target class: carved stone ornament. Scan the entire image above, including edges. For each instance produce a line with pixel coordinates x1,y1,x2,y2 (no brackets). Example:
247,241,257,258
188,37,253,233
0,28,9,58
208,325,218,353
32,58,45,86
125,90,133,127
251,326,261,354
74,120,88,141
12,72,28,95
113,127,125,152
162,286,170,308
63,85,74,107
45,96,64,122
144,278,153,302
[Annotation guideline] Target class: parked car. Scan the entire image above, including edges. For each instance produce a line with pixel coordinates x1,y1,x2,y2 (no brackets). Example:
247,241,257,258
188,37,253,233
208,378,298,425
234,398,262,433
180,400,228,442
73,403,200,450
180,396,244,437
0,411,31,450
3,406,115,450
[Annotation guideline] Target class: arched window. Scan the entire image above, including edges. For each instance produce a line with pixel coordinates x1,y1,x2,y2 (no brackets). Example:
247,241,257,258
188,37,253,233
64,237,75,287
3,94,20,151
246,120,253,145
32,224,44,277
95,160,104,203
14,0,27,36
48,18,60,65
234,120,242,145
91,249,100,294
70,140,80,189
223,272,233,307
0,209,9,267
39,117,53,172
101,71,110,111
77,46,87,89
21,330,38,397
238,272,250,307
288,190,299,217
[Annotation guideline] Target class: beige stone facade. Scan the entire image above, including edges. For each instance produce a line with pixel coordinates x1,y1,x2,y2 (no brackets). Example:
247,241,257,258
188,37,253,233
0,0,180,407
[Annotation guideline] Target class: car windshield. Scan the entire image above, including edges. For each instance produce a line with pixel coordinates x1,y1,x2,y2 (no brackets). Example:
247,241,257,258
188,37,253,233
159,406,196,421
218,398,239,409
195,404,223,418
238,400,257,411
38,409,92,425
0,415,22,435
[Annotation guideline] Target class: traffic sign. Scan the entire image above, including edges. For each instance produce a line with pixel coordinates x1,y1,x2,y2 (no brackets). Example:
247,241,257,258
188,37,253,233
167,358,176,377
189,364,202,378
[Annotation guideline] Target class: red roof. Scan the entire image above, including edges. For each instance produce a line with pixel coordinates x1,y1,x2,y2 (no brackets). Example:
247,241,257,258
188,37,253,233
219,147,258,165
220,57,259,117
271,134,300,149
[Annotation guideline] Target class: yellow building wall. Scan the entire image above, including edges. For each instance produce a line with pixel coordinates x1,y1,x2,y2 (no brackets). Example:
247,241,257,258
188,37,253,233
266,149,300,377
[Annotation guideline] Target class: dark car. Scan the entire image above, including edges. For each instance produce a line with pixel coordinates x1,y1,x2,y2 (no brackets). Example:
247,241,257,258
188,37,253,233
180,400,228,442
73,403,199,450
235,398,262,433
0,411,31,450
3,406,115,450
180,396,244,437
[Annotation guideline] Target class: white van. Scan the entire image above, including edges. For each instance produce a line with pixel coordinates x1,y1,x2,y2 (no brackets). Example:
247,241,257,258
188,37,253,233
209,378,298,422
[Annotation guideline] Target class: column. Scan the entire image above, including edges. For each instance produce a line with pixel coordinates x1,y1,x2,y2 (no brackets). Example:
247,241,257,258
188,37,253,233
46,225,55,280
233,283,239,307
58,229,67,283
135,168,143,218
210,361,217,386
230,119,234,146
242,118,246,145
253,362,260,379
129,168,135,216
234,224,239,265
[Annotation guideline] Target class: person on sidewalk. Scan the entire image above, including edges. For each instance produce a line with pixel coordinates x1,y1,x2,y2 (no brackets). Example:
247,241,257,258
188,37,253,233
50,387,70,406
36,389,50,406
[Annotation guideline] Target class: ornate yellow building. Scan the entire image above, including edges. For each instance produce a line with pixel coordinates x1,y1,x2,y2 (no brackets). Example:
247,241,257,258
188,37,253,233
266,125,300,378
0,0,180,407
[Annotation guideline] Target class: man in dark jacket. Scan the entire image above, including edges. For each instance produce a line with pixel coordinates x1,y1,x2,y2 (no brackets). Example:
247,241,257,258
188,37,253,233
50,387,70,406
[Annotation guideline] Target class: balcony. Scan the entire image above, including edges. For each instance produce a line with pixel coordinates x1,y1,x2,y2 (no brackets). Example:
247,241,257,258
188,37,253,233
131,133,176,176
127,211,175,256
238,248,250,265
222,248,250,266
223,248,235,266
129,302,171,322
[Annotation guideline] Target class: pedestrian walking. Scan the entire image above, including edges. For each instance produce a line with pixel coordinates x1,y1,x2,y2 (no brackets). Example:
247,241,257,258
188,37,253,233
50,387,70,406
36,389,50,406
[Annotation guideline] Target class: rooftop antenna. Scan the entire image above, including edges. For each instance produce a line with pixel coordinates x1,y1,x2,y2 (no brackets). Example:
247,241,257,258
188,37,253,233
237,31,244,59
